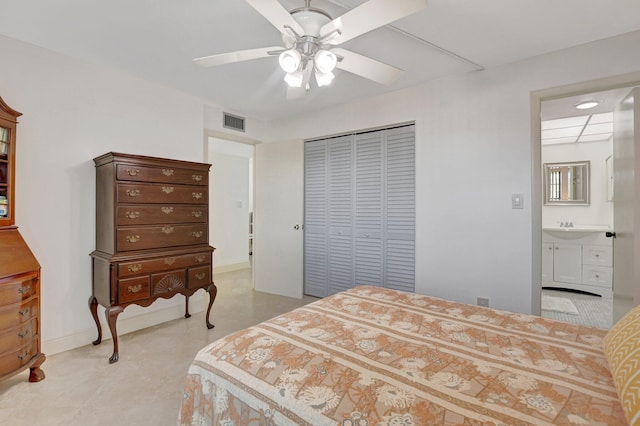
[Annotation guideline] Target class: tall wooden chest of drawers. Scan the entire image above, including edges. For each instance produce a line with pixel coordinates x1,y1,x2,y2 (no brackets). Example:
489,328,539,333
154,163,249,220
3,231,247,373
89,152,216,363
0,95,45,383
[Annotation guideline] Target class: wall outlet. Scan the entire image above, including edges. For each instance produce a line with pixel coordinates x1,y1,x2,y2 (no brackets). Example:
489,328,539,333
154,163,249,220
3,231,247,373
477,297,489,307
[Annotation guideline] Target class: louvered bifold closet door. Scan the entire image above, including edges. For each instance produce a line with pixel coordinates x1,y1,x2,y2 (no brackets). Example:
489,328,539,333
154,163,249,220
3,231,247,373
385,126,416,292
304,125,415,297
354,132,384,287
303,141,329,297
327,136,354,295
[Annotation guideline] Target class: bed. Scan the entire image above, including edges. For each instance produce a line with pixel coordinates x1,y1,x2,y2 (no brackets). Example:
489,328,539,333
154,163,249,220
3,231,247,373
178,285,640,425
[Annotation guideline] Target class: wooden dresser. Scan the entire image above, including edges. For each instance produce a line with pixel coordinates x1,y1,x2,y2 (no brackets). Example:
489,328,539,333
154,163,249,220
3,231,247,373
0,96,45,383
89,152,216,363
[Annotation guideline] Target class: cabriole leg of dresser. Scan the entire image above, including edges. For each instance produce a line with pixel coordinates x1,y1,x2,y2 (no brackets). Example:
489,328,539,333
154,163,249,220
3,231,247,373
205,283,217,329
89,296,102,345
184,294,191,319
105,305,124,363
28,353,46,382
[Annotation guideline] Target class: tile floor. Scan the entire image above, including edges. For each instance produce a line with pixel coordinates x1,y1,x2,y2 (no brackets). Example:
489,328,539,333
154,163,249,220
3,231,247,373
541,288,634,329
0,268,317,426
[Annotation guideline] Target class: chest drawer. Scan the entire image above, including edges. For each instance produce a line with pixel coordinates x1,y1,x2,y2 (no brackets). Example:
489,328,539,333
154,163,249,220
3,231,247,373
118,276,151,304
0,318,38,355
0,274,38,306
116,224,208,251
188,265,211,289
116,205,207,226
118,252,211,278
0,298,38,331
117,164,207,186
152,270,187,296
117,183,207,205
0,338,38,378
582,245,612,267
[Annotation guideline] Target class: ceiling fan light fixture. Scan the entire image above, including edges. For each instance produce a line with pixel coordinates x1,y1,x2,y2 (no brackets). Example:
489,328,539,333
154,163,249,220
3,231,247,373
284,71,304,88
279,49,302,73
314,49,337,74
315,70,335,87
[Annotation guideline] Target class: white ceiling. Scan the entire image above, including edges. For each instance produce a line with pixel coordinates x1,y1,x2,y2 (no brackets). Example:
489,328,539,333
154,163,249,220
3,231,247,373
540,86,636,145
1,0,640,121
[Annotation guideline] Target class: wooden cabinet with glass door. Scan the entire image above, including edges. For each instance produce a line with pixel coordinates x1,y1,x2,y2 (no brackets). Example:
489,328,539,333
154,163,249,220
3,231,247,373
0,95,45,383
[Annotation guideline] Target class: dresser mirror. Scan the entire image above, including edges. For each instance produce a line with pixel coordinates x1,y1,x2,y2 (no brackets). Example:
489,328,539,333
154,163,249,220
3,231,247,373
543,161,590,205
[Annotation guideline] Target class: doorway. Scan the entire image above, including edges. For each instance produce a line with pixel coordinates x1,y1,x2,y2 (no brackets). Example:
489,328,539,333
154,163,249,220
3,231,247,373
534,80,640,328
207,137,255,286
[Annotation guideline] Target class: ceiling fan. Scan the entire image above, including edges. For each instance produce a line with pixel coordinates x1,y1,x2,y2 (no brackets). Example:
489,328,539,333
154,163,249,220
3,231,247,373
193,0,428,96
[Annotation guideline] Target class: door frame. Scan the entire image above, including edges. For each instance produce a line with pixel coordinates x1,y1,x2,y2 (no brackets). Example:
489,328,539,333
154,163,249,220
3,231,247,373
530,71,640,315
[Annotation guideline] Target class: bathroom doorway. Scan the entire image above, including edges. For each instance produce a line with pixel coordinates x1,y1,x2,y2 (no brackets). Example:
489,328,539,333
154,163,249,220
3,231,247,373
538,85,639,328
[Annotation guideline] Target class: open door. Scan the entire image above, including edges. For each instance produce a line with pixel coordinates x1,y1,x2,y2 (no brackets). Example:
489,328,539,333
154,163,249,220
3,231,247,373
253,139,304,298
612,87,640,320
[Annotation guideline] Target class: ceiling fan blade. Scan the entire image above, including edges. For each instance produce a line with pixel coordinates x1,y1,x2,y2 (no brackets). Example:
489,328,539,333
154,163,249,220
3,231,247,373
333,48,403,85
245,0,305,36
321,0,428,45
193,46,283,67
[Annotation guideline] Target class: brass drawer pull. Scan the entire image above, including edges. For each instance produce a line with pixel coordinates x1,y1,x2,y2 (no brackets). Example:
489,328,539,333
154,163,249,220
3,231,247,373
18,285,31,295
162,186,175,194
17,351,29,360
125,211,141,219
126,189,140,197
195,255,205,263
192,192,203,200
128,284,143,294
126,169,140,176
164,257,176,265
19,307,30,316
161,207,174,214
18,330,29,338
195,273,205,281
191,231,203,238
191,211,203,218
127,264,143,273
126,235,141,243
162,226,175,234
192,174,203,182
162,169,174,176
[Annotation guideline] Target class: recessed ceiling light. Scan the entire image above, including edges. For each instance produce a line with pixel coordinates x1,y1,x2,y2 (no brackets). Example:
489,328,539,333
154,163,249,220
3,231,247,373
575,100,600,110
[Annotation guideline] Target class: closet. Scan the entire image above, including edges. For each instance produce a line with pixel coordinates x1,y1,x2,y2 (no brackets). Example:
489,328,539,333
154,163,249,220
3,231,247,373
304,124,415,297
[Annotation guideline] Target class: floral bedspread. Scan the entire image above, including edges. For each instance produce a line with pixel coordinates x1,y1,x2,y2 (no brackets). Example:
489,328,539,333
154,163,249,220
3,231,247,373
178,286,625,426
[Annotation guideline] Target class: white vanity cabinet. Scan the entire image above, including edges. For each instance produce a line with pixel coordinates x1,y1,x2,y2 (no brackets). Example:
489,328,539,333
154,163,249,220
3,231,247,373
541,230,613,297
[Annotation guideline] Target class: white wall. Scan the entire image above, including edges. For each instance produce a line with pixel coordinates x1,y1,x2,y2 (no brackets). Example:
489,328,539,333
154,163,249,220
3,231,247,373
209,139,252,270
0,35,259,355
263,30,640,314
542,140,613,228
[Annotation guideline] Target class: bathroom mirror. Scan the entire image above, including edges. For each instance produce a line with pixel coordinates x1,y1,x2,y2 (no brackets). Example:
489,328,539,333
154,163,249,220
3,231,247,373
543,161,590,205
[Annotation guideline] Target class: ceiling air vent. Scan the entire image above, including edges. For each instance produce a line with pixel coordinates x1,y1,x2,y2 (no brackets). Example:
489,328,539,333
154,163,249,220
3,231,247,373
223,113,245,132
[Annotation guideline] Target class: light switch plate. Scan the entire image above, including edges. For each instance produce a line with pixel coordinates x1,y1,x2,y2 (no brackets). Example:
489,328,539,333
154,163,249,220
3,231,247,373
512,194,524,209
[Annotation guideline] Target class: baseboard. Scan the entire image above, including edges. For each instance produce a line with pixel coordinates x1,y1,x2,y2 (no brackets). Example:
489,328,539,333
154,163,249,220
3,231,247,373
214,261,251,275
42,293,207,356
